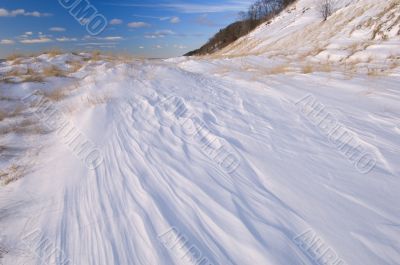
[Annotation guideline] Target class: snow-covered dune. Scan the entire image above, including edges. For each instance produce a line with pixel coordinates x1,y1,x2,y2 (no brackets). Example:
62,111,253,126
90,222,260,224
0,1,399,265
216,0,400,66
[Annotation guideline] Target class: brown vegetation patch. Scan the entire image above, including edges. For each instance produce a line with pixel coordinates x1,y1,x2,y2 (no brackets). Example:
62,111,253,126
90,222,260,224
42,65,67,78
0,164,25,185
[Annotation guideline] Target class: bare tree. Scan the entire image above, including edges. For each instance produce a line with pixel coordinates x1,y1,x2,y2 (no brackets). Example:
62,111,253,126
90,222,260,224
319,0,334,21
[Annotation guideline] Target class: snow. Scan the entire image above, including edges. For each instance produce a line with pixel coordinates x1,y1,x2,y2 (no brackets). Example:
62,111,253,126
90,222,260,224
1,0,400,265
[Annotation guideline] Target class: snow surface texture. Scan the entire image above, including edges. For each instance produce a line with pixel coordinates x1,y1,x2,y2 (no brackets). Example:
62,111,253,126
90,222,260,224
0,1,400,265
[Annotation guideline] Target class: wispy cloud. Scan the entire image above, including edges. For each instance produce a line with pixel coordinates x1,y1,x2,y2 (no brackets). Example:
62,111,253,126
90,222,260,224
50,27,66,32
173,44,187,49
0,39,15,45
128,21,151,28
133,14,170,20
110,18,123,25
0,8,52,17
83,35,124,41
76,42,117,46
132,14,181,24
56,37,77,42
170,16,180,24
20,38,52,44
103,36,123,41
104,1,250,13
145,30,175,39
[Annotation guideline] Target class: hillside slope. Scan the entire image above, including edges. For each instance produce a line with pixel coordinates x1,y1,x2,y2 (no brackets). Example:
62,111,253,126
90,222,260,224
214,0,400,66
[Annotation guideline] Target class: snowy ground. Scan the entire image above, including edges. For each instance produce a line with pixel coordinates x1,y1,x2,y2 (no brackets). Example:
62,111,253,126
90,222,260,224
0,51,399,265
0,2,400,264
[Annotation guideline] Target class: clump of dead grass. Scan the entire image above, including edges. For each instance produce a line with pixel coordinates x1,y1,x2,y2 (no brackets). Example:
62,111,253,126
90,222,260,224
42,65,67,78
265,64,290,75
2,65,68,83
6,53,24,61
0,164,25,185
302,64,314,74
318,63,332,72
45,88,68,101
89,50,102,61
46,48,63,57
23,75,44,83
66,60,84,73
1,68,44,83
0,119,47,135
0,110,7,122
367,67,384,77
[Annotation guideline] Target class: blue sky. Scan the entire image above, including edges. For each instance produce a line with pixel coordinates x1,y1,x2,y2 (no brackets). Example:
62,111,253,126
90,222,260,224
0,0,253,58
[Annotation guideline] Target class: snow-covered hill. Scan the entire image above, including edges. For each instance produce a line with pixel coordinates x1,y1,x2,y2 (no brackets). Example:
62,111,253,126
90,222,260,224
215,0,400,67
0,1,399,265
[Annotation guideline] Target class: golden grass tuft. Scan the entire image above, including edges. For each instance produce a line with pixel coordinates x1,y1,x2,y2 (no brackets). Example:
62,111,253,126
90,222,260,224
23,75,44,83
0,117,48,135
5,68,22,77
2,68,44,83
318,63,332,72
90,50,102,61
302,64,314,74
6,53,24,61
66,60,84,73
45,88,68,101
42,65,67,77
367,67,384,77
0,164,25,185
0,110,6,122
265,65,290,75
2,65,68,83
46,48,63,57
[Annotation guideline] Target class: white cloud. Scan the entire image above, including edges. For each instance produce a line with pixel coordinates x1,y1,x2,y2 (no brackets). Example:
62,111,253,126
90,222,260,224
154,45,162,49
20,38,52,44
103,36,123,41
50,27,66,32
76,42,117,46
110,19,123,25
82,35,123,41
170,16,181,24
0,39,15,45
139,46,144,49
56,37,77,42
132,15,180,24
99,45,116,49
0,9,8,17
145,30,175,39
0,8,51,17
80,18,90,24
128,22,151,28
173,44,187,49
25,32,33,35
